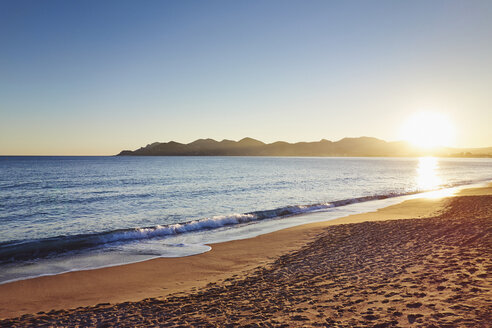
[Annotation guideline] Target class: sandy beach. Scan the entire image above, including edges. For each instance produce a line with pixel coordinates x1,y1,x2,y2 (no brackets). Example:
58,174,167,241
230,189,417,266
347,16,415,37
0,185,490,327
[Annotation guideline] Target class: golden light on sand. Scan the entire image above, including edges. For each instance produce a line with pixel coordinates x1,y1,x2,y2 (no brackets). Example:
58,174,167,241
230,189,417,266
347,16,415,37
401,112,455,148
417,156,441,191
423,188,457,199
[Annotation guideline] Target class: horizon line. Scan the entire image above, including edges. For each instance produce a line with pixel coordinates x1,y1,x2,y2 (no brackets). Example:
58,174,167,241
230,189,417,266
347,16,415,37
2,136,491,157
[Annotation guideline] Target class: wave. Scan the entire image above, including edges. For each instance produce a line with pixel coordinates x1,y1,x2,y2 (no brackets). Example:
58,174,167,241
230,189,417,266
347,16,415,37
0,178,488,265
0,193,406,264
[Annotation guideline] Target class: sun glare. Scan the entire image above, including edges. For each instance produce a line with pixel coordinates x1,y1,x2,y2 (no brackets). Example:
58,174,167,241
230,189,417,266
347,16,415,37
415,156,458,199
401,112,455,148
416,156,441,191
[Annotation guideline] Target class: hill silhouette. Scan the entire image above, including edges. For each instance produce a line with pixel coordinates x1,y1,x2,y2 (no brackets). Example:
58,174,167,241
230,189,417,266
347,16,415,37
118,137,492,157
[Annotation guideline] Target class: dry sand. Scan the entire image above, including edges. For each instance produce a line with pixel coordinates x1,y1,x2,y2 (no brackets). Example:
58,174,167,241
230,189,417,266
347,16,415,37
0,185,490,327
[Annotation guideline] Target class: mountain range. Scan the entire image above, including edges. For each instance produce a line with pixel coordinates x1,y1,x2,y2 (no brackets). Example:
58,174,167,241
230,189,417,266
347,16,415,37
117,137,492,157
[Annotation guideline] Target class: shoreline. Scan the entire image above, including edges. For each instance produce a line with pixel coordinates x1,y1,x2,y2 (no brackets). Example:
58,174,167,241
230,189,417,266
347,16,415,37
0,184,491,320
1,181,486,286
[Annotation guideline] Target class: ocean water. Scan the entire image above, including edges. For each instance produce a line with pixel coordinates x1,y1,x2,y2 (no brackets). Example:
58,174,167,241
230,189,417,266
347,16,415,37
0,156,491,284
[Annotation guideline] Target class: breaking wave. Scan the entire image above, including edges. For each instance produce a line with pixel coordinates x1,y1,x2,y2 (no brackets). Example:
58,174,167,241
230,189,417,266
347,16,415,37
0,192,411,264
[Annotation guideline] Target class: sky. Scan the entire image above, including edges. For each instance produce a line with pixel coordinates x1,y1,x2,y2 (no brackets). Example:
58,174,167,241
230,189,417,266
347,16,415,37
1,0,491,155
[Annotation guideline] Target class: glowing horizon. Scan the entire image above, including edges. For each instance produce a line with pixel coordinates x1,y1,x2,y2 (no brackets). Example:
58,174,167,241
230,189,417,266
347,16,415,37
400,112,456,149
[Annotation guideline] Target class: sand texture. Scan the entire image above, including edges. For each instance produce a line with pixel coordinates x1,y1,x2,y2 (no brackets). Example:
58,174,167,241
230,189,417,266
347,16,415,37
1,192,490,327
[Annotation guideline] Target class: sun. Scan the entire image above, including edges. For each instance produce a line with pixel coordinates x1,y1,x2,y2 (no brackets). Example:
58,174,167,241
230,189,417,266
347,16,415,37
400,112,455,148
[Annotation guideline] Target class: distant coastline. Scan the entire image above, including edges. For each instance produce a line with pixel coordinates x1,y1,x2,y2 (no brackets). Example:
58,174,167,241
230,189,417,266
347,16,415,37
118,137,492,158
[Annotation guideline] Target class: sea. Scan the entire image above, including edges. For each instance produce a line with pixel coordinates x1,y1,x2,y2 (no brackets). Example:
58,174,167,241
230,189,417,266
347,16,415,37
0,156,491,284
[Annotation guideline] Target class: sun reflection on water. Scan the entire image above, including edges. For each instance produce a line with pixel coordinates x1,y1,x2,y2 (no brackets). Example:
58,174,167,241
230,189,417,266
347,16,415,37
416,157,457,198
417,156,441,191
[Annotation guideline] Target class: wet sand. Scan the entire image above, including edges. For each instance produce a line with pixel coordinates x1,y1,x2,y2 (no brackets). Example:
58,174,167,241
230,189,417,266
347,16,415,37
0,185,491,327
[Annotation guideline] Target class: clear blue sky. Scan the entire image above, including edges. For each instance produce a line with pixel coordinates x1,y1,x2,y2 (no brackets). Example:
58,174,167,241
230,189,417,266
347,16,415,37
1,0,491,155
